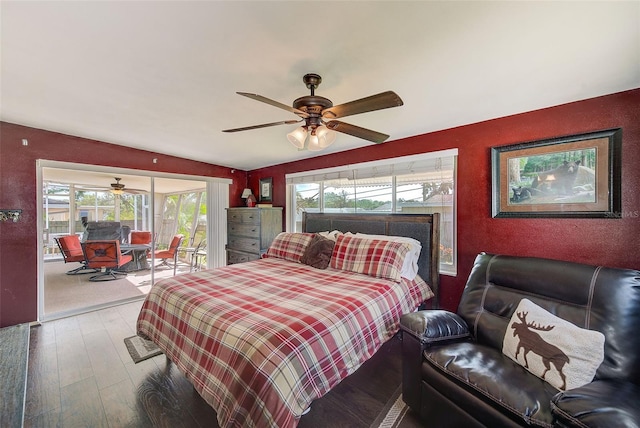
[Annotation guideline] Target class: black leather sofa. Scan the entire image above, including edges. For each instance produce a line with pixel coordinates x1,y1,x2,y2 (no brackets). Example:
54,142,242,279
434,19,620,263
400,253,640,427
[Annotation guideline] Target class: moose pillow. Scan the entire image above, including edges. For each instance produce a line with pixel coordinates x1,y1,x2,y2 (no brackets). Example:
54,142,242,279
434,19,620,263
502,299,605,391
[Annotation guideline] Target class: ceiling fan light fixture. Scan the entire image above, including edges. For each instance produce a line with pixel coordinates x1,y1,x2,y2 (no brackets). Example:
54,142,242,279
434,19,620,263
306,125,336,151
307,133,323,151
315,125,336,149
111,188,124,195
287,126,307,149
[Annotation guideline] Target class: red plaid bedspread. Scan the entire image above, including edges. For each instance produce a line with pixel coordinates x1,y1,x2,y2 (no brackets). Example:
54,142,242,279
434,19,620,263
136,257,433,427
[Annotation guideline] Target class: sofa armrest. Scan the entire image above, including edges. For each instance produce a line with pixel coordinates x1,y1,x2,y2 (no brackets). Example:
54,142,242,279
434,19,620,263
400,310,470,415
400,310,470,345
551,380,640,427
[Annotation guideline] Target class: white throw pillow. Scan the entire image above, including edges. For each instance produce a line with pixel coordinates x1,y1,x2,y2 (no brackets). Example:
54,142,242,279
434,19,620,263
317,230,343,242
502,299,605,391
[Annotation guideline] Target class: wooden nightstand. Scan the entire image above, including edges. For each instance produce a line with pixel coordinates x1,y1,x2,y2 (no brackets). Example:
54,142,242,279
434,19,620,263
226,207,282,265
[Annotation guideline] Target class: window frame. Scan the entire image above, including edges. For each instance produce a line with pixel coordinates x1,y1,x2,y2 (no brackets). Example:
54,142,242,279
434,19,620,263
286,149,458,276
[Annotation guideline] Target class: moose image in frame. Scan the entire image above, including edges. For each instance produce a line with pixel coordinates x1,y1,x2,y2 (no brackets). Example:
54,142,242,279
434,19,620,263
491,128,621,218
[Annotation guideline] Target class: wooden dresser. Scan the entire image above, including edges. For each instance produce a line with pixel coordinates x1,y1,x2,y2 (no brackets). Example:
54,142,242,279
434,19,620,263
226,207,283,265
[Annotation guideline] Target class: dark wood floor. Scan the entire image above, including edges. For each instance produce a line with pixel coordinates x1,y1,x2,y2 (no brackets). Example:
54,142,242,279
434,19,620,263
1,323,29,428
24,300,424,427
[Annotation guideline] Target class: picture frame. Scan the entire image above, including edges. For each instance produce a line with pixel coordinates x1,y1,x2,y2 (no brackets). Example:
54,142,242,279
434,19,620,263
259,177,273,203
491,128,622,218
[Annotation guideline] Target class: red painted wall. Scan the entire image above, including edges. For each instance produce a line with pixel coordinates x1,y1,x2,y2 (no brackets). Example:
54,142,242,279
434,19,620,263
0,122,248,327
248,89,640,311
2,90,638,326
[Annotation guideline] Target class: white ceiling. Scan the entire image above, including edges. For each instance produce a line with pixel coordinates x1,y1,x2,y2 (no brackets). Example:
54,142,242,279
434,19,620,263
2,1,639,171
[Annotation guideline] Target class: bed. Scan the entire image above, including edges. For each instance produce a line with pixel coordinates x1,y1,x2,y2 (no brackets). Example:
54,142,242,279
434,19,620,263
137,212,440,427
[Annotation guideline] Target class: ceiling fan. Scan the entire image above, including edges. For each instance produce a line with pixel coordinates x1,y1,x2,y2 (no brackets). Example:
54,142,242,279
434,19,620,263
69,177,147,195
109,177,149,195
222,73,403,151
110,177,127,195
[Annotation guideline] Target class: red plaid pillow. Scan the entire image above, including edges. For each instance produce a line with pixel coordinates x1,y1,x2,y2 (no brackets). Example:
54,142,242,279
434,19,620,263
330,234,410,282
265,232,315,262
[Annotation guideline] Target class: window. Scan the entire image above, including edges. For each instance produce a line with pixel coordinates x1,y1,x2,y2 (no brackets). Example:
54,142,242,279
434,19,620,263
287,149,457,275
157,191,207,249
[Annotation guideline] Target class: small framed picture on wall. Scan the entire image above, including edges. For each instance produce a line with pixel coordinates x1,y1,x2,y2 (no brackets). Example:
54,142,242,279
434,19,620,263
259,177,272,203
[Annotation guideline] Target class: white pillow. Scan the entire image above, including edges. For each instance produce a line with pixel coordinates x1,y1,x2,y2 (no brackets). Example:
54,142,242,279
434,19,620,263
502,299,605,391
351,233,422,280
317,230,343,242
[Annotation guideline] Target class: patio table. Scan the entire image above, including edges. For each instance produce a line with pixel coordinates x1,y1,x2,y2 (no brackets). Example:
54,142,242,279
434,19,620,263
119,244,151,272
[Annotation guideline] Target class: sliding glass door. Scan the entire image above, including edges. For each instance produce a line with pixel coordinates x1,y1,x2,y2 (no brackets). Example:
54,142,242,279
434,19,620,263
37,162,227,321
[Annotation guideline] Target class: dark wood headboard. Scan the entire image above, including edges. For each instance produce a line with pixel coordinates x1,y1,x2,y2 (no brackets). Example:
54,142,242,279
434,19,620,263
302,212,440,308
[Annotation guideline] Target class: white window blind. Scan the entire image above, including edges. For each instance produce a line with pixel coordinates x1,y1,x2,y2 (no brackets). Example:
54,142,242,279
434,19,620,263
286,149,457,185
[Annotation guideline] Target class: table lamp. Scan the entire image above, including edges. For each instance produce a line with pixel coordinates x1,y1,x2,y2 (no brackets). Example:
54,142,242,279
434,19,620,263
241,188,257,207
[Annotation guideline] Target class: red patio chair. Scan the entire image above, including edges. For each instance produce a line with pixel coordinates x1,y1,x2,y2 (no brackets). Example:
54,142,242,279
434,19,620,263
153,234,184,276
130,231,152,245
55,235,96,275
83,240,133,282
130,231,152,258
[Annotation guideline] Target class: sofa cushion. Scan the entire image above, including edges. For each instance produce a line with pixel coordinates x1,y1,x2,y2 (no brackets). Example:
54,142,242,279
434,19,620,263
502,299,605,391
424,342,557,427
551,380,640,427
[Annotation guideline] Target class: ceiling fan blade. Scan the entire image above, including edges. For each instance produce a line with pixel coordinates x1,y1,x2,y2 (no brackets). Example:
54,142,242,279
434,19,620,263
325,120,390,144
236,92,309,118
322,91,403,119
222,119,301,133
123,189,148,195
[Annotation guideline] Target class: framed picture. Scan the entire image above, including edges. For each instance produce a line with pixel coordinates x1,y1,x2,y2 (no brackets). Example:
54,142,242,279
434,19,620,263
491,128,622,218
259,177,272,203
